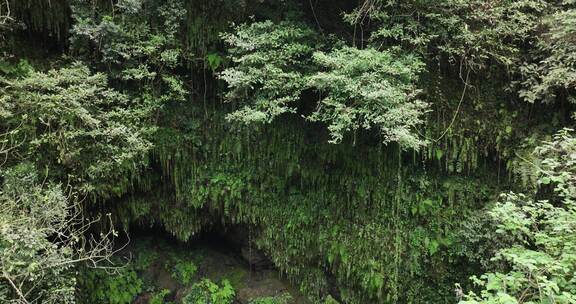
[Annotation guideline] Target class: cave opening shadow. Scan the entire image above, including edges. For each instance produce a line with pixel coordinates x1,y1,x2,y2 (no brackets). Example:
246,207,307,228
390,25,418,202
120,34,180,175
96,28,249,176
125,224,275,273
108,224,312,303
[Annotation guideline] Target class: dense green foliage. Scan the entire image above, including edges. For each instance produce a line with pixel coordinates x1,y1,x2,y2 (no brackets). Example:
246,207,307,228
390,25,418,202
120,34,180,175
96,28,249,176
170,259,198,285
221,21,427,148
149,289,172,304
308,47,426,147
221,21,317,124
1,0,576,303
182,279,235,304
461,129,576,303
1,164,78,303
116,113,497,303
78,266,143,304
0,63,126,303
0,63,155,197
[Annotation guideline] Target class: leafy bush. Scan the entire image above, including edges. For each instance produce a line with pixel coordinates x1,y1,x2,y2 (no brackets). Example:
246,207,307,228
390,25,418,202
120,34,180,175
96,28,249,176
77,267,143,304
0,58,32,77
149,289,172,304
0,63,156,198
220,20,318,124
323,295,340,304
460,129,576,303
133,249,159,272
1,164,77,303
169,259,198,285
70,0,188,103
182,279,235,304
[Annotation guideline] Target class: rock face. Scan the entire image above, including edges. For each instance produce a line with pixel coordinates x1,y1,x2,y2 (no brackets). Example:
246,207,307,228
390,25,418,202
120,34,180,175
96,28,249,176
218,225,274,270
236,271,292,304
241,246,274,270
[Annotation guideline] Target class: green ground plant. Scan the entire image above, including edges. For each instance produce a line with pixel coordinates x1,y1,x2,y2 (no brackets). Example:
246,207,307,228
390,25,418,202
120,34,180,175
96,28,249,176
169,259,198,285
77,267,143,304
149,289,172,304
182,279,235,304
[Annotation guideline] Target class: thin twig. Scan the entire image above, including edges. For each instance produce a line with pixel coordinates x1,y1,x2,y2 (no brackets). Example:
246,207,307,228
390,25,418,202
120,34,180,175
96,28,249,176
3,271,30,304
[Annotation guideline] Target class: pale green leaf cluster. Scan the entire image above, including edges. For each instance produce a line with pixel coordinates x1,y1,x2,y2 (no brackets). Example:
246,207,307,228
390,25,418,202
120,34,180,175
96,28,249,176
248,293,292,304
70,0,187,104
1,164,78,303
221,21,427,148
0,63,155,197
309,47,427,147
182,279,235,304
519,9,576,103
220,21,317,124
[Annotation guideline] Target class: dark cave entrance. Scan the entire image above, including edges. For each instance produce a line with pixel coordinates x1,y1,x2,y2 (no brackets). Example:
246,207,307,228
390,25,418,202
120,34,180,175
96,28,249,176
111,224,308,303
124,223,274,272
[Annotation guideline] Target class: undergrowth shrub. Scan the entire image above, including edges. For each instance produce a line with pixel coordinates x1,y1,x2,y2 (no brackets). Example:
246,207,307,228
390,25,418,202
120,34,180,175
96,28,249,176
77,266,143,304
182,279,235,304
149,289,172,304
169,259,198,285
249,293,292,304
